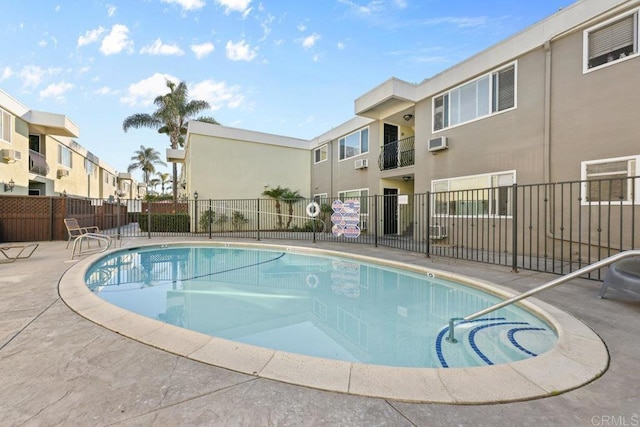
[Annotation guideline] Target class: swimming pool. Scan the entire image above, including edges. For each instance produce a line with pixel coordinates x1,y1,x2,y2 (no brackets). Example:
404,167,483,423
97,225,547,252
60,241,609,403
85,245,557,369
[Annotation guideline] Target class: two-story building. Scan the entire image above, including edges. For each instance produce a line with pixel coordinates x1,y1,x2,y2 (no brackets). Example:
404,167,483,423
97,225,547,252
180,0,639,240
0,88,142,199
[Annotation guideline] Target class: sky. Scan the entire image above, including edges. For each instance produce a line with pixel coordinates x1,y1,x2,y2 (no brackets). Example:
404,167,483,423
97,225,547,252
1,0,570,182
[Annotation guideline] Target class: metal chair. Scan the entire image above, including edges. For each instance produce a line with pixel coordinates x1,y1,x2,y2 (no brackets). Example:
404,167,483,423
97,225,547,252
0,243,39,264
64,218,100,249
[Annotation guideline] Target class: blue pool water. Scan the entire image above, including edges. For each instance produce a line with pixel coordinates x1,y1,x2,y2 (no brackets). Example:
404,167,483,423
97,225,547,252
85,245,557,368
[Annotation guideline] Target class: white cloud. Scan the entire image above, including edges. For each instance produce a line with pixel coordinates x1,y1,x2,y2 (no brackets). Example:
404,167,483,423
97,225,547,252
259,14,274,42
418,16,487,28
78,27,105,47
18,65,48,88
100,24,133,55
338,0,385,17
225,40,257,61
106,4,117,17
39,81,73,100
393,0,408,9
297,23,307,32
120,73,179,107
38,39,47,48
337,41,346,50
216,0,252,15
140,39,185,56
191,79,245,110
191,42,215,59
1,67,12,81
301,33,320,49
94,86,118,95
161,0,206,11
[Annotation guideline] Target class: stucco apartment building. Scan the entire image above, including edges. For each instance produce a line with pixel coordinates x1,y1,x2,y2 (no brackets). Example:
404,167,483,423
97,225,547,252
0,88,142,199
182,0,639,243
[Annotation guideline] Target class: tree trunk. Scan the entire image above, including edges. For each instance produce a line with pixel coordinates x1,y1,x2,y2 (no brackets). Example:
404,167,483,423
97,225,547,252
172,162,178,202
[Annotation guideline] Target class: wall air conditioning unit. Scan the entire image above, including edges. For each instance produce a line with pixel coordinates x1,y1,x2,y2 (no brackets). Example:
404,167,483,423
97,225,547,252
429,225,447,240
2,149,22,162
57,169,70,178
354,158,369,170
428,136,448,153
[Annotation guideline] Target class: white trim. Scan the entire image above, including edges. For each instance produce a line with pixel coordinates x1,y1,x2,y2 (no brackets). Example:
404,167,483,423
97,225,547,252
431,170,516,218
338,126,370,162
313,144,328,164
583,7,639,74
432,62,518,133
580,155,640,205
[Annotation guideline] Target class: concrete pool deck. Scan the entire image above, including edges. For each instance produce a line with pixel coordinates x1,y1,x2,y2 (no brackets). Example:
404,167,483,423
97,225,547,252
1,237,639,425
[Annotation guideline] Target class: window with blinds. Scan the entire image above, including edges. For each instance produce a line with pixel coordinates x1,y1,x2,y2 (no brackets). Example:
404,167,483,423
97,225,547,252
582,157,638,204
1,109,12,143
586,11,637,69
432,63,516,132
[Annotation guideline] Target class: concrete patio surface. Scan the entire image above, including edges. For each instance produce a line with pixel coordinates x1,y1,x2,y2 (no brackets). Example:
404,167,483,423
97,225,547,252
1,237,639,426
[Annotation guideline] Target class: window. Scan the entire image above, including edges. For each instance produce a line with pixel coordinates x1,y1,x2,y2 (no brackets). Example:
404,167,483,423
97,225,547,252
338,188,369,229
314,145,328,163
338,189,369,215
85,159,97,176
1,108,12,143
339,127,369,160
313,193,328,204
58,144,72,168
29,135,41,152
431,171,515,217
433,63,516,131
582,156,639,204
585,10,638,70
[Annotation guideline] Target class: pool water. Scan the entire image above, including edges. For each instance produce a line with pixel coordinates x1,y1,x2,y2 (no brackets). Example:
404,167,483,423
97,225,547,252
85,245,557,368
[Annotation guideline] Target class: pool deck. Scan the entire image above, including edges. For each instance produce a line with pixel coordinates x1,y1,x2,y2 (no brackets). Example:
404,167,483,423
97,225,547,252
1,237,639,426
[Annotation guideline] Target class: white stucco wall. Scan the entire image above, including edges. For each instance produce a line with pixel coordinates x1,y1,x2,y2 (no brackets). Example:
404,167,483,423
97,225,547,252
186,123,311,200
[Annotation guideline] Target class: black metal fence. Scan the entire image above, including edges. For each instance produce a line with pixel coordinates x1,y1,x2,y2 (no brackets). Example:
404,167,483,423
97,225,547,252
3,177,637,279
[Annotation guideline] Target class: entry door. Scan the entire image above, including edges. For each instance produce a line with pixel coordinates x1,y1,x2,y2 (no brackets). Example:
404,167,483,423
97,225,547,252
383,124,399,169
383,188,398,234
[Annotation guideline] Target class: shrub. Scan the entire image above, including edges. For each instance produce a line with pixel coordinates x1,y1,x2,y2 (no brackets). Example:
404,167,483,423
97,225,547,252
231,211,248,231
139,213,190,232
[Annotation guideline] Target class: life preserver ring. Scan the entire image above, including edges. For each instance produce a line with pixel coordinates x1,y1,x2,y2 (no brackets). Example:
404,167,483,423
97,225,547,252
306,202,321,218
306,274,319,288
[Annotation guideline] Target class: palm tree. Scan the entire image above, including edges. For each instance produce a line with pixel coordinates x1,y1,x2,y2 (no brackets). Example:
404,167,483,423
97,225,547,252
122,79,219,201
262,185,288,229
127,146,166,189
156,172,172,195
282,189,303,229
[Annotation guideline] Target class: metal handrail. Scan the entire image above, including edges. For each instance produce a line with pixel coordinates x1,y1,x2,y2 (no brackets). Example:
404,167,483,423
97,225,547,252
71,233,113,260
446,250,640,343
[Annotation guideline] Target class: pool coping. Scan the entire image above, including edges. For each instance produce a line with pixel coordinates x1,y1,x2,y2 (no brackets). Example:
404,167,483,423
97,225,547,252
58,241,609,404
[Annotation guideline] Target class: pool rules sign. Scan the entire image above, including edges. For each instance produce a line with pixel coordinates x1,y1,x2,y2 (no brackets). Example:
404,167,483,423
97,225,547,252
330,199,361,238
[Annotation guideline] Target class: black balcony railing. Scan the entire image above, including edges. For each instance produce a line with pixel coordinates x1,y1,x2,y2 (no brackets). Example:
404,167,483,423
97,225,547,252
378,136,415,170
29,149,49,176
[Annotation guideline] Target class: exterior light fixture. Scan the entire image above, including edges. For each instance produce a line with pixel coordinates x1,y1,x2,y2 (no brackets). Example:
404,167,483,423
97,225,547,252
4,178,15,192
402,176,412,182
193,191,198,200
403,114,413,121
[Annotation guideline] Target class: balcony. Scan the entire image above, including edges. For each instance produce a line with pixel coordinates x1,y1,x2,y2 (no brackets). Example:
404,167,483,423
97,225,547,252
378,136,415,170
29,149,50,176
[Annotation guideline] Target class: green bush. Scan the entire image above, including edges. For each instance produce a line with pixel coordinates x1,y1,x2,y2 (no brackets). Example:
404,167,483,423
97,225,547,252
139,213,190,232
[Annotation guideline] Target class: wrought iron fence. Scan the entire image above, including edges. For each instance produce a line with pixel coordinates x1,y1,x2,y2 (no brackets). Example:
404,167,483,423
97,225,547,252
1,177,637,279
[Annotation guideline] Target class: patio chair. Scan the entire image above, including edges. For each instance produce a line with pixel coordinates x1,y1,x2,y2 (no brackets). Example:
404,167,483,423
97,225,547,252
64,218,100,249
0,243,39,264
